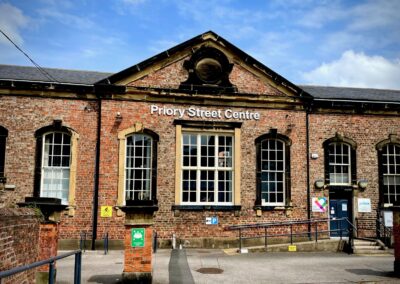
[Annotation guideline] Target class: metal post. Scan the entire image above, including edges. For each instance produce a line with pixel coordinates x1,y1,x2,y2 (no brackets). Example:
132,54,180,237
103,232,108,255
48,261,55,284
264,227,267,249
339,219,342,240
290,224,293,245
239,229,242,252
153,231,157,253
74,251,82,284
315,222,318,243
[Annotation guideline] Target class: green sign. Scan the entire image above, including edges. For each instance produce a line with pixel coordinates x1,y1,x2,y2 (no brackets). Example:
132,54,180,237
131,228,145,247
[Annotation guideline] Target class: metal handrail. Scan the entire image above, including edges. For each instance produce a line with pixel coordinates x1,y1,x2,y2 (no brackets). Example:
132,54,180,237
226,218,330,231
226,218,355,252
356,217,392,247
0,250,82,284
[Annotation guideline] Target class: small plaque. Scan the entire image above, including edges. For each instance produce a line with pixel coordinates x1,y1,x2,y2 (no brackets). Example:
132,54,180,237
131,228,145,247
288,245,297,252
100,206,112,217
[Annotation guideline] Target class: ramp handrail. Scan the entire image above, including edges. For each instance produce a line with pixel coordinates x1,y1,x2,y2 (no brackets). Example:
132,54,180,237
355,217,392,247
0,250,82,284
226,218,355,252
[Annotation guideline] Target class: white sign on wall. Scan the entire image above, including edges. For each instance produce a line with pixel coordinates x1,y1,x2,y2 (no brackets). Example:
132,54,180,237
383,211,393,227
357,198,371,213
150,105,260,120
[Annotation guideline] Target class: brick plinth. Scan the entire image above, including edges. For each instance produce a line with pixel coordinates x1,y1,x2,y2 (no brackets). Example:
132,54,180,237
123,225,153,274
38,222,59,272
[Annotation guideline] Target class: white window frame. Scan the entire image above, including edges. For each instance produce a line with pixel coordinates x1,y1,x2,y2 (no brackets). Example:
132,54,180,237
181,132,234,205
328,142,351,186
40,131,71,205
124,134,153,202
382,144,400,205
260,139,285,206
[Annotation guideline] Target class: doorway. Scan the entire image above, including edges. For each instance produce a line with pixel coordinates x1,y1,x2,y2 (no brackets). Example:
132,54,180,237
329,189,352,237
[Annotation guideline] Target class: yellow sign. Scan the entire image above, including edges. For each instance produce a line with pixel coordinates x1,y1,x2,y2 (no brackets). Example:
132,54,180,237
101,206,113,218
288,245,297,252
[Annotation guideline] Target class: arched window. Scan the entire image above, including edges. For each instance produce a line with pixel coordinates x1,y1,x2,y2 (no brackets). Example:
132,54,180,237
35,122,78,207
41,132,71,204
323,134,357,186
125,134,153,201
379,144,400,205
0,125,8,182
255,130,291,207
377,136,400,206
117,125,159,207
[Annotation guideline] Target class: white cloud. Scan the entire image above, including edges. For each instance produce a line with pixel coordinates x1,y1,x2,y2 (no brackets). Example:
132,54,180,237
350,0,400,31
37,7,94,29
298,2,347,28
302,50,400,90
0,3,29,46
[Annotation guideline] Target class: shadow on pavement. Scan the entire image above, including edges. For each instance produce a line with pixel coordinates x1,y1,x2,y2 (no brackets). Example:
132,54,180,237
346,269,393,277
87,274,123,283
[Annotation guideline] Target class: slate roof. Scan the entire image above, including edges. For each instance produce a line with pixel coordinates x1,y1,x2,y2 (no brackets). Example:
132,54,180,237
0,64,111,85
1,64,400,103
301,85,400,103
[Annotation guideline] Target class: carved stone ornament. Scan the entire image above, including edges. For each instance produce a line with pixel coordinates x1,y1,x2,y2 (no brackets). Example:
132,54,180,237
179,46,236,93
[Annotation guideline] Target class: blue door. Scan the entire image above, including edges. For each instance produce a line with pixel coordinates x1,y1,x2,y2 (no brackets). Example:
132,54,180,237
329,199,350,237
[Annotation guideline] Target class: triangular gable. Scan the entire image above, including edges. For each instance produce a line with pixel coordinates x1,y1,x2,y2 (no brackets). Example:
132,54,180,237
97,31,310,98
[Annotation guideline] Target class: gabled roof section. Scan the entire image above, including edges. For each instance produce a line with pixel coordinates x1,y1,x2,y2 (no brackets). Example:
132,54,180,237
97,31,309,98
0,64,111,85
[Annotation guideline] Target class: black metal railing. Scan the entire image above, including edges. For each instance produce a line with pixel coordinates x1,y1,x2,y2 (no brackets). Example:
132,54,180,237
80,231,87,252
0,250,82,284
226,218,356,252
103,232,109,255
355,217,392,247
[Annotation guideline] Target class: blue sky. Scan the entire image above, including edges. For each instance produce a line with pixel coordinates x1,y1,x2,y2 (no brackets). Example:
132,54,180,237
0,0,400,89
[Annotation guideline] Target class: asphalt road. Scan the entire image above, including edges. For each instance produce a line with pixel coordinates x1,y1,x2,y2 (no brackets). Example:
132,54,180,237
55,249,398,283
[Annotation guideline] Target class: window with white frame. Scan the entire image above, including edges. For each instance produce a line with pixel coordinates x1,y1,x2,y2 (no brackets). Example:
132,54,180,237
381,144,400,205
125,134,153,201
41,132,71,204
181,133,233,204
260,139,285,205
328,142,351,185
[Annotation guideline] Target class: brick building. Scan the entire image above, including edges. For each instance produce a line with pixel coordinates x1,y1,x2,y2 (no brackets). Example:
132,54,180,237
0,31,399,248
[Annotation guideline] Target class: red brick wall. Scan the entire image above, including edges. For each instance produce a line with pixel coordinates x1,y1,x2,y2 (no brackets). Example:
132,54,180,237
0,208,40,284
97,100,308,241
127,55,285,96
0,96,98,239
308,113,400,230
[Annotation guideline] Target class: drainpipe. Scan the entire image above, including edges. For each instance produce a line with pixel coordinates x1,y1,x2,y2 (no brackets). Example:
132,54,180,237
306,108,311,238
91,94,102,250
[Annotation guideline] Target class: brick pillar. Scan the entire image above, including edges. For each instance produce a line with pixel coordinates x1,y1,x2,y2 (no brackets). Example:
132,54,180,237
36,221,59,283
393,205,400,276
122,211,155,283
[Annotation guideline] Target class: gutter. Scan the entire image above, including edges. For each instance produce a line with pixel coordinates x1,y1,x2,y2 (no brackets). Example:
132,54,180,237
314,98,400,105
0,78,96,88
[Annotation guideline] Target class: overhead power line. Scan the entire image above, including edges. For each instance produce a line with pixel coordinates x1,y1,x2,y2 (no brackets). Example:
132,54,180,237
0,28,60,83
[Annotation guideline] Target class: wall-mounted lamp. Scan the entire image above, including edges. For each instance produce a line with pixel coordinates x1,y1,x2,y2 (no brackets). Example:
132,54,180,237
115,112,123,121
358,179,368,189
314,179,325,189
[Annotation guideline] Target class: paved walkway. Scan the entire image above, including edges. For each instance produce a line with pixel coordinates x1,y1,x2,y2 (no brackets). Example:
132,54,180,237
56,249,399,283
